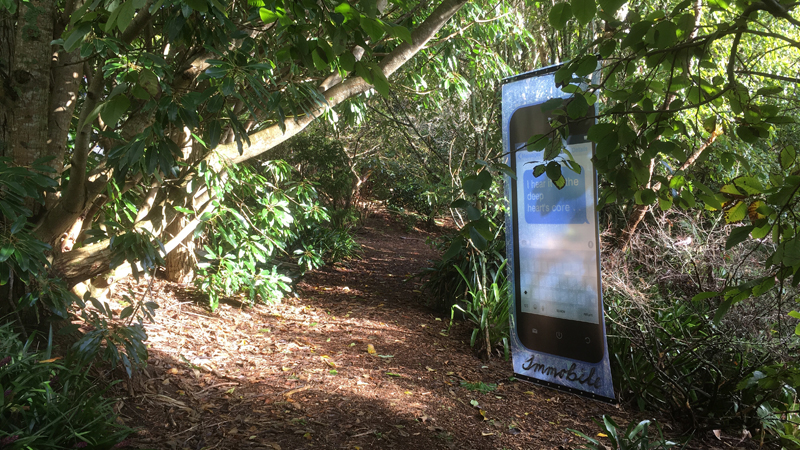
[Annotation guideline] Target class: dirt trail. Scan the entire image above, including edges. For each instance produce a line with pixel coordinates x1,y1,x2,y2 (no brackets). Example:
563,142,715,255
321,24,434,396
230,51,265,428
117,210,648,450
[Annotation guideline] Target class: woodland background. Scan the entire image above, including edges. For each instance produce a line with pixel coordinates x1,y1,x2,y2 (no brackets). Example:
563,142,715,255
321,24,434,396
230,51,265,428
1,0,800,448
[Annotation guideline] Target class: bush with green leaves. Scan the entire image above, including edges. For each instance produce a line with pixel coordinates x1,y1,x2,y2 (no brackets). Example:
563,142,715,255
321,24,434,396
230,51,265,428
0,324,133,449
195,159,360,310
276,133,358,220
1,158,154,377
424,162,510,358
452,256,510,360
383,171,453,228
603,210,800,440
570,416,681,450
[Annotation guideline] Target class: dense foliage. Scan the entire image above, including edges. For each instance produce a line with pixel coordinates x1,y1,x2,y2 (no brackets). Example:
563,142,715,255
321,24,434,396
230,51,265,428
0,324,132,449
1,0,800,445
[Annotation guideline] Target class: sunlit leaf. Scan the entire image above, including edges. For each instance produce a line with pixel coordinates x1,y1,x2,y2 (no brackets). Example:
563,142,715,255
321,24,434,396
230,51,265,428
725,201,747,224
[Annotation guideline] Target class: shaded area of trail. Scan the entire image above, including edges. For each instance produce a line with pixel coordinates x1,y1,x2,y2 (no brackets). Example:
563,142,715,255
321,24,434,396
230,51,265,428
117,210,638,450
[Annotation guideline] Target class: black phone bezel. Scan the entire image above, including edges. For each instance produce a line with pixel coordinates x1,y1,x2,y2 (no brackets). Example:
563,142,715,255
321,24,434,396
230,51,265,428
508,102,605,364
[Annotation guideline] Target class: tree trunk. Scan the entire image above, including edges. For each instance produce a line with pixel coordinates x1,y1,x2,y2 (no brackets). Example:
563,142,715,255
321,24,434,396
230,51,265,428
0,9,14,157
164,214,195,283
10,0,54,168
164,128,201,283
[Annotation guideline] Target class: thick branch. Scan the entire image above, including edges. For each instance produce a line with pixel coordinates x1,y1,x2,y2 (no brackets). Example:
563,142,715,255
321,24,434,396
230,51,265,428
51,0,469,286
35,65,104,243
210,0,469,165
736,69,800,85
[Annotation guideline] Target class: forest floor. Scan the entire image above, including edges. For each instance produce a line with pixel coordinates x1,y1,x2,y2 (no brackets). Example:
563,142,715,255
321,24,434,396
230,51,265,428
111,209,755,450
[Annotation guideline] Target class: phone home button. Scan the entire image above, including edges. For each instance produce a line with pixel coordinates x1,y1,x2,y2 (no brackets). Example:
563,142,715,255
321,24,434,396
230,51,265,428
556,332,563,339
584,337,591,344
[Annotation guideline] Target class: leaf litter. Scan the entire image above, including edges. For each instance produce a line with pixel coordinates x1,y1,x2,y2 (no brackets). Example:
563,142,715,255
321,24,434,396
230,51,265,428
105,209,737,449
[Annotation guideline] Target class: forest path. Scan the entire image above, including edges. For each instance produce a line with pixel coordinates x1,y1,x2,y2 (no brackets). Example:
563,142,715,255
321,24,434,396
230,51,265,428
118,209,635,450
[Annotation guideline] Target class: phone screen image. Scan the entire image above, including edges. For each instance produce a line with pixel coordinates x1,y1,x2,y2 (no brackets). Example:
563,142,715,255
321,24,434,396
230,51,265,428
508,103,605,364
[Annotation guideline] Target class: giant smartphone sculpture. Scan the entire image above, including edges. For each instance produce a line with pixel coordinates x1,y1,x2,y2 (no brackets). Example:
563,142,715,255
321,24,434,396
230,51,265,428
503,66,615,402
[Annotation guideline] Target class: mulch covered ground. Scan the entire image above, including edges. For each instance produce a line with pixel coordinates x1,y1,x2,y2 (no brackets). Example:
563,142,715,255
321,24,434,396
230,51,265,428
110,210,756,450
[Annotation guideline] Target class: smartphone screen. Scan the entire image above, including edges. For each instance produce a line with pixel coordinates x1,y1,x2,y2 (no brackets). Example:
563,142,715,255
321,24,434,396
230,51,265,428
509,102,605,363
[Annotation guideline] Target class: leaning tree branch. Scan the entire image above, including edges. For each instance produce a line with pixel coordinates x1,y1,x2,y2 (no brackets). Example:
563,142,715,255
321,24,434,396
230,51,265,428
51,0,470,285
208,0,470,165
736,69,800,85
36,64,105,244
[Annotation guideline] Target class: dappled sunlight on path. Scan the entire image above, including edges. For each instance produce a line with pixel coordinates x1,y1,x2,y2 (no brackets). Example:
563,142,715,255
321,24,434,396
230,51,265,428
116,211,631,450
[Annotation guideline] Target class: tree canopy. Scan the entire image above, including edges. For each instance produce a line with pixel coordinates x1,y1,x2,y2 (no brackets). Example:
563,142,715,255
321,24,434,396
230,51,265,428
2,0,800,444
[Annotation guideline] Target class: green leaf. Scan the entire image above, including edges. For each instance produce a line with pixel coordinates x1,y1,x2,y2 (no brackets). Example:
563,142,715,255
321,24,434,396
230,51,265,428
571,0,596,25
469,226,488,250
651,20,677,49
751,223,771,240
526,134,549,151
138,68,159,96
466,204,481,221
736,126,758,144
185,0,208,13
391,25,413,44
757,85,783,96
545,162,563,187
339,52,356,72
64,22,92,52
567,94,589,119
312,48,328,71
101,94,131,127
120,306,134,320
725,201,747,224
691,291,718,302
334,2,353,14
360,17,385,42
713,298,734,325
733,176,764,195
599,0,626,14
781,238,800,267
441,236,465,261
116,0,137,32
370,66,390,97
726,226,754,250
669,175,686,191
548,2,573,29
780,145,796,169
598,40,616,58
574,55,598,77
565,159,582,174
462,176,482,196
658,195,673,211
259,7,279,23
587,124,615,142
680,189,696,208
630,158,650,184
540,97,564,112
621,21,652,49
354,61,373,83
635,189,656,205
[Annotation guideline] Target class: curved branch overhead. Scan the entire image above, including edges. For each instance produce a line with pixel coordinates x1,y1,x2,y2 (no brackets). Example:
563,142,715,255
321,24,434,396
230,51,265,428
211,0,470,165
